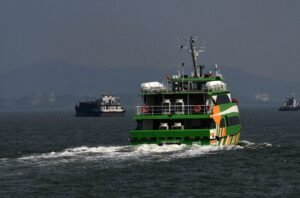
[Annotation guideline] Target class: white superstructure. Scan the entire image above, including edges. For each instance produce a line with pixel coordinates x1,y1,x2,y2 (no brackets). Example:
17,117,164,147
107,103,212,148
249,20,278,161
100,93,125,113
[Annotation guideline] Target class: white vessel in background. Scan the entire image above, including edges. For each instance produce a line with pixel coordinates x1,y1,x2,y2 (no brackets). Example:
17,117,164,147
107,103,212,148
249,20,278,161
75,93,125,116
100,94,126,114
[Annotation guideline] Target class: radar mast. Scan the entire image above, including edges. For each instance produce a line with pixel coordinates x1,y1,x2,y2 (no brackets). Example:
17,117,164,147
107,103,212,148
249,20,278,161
180,36,205,77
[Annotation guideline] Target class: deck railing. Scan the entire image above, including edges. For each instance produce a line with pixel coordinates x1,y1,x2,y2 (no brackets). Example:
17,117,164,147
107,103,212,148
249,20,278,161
141,88,208,94
141,86,227,95
136,105,212,115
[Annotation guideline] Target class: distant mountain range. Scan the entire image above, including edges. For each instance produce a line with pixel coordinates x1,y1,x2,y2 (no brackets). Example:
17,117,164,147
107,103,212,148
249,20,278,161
222,66,300,105
0,60,164,97
0,60,299,110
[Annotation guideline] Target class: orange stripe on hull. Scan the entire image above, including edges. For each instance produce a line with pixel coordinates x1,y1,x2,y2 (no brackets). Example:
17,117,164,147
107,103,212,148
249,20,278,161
210,106,221,125
210,139,217,145
216,132,240,146
221,128,227,137
225,135,231,145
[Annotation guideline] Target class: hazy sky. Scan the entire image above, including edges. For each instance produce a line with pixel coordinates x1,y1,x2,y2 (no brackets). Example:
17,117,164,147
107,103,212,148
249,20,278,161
1,0,300,81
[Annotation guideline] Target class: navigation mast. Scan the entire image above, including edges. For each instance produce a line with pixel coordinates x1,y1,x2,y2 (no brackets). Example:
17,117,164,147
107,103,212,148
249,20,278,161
181,36,205,77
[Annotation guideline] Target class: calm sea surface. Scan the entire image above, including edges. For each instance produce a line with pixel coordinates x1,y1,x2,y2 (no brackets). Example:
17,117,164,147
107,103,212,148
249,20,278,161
0,108,299,197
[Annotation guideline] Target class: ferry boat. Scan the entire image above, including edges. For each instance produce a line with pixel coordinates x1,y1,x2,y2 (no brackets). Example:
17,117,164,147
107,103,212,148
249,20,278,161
75,93,125,116
279,96,300,111
129,37,241,145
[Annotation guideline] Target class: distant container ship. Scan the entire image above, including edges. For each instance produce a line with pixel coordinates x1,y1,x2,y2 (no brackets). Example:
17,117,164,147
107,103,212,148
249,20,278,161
75,93,125,116
279,96,300,111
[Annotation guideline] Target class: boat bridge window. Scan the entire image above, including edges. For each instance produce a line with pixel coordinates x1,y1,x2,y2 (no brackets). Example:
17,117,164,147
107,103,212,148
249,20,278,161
137,120,153,130
136,121,142,130
216,95,231,104
192,82,202,90
187,119,215,129
226,116,240,126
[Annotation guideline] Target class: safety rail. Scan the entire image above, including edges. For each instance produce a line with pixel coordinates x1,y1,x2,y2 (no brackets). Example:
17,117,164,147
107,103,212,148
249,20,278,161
141,88,228,95
136,105,212,115
141,89,208,94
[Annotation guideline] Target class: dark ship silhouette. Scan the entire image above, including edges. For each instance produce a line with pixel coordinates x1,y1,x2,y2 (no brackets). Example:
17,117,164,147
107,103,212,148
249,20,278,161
279,96,300,111
75,93,125,116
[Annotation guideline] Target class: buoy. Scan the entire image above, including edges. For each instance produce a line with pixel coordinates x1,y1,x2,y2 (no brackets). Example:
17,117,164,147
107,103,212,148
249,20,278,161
194,105,201,113
141,105,149,113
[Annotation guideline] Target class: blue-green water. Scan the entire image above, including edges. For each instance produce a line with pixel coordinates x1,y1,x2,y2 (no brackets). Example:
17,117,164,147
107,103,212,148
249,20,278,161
0,108,299,197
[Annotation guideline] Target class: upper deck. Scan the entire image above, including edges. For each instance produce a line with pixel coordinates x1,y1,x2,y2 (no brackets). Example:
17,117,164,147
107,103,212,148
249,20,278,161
141,76,229,96
170,76,223,83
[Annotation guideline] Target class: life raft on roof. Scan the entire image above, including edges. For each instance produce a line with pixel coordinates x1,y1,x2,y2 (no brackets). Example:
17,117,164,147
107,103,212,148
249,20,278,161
140,82,165,91
205,81,226,91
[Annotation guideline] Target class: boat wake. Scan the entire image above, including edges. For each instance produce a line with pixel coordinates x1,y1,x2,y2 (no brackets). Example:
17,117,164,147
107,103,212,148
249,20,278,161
11,140,272,166
239,140,272,149
17,144,219,162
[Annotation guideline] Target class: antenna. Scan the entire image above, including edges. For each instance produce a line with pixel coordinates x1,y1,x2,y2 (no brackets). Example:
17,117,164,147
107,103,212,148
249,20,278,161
179,36,205,77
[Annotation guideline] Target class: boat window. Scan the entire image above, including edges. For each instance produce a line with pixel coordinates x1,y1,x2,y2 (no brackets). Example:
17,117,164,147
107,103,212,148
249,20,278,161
183,83,189,90
216,95,231,104
136,121,143,130
187,119,215,129
227,116,240,126
137,120,153,130
220,118,226,127
192,82,202,90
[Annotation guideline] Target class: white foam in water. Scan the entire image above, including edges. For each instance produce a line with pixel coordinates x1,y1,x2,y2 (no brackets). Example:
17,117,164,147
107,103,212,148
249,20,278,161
264,143,273,147
239,140,255,146
172,144,243,159
134,144,186,153
18,144,237,162
17,140,272,165
239,140,272,149
19,145,124,160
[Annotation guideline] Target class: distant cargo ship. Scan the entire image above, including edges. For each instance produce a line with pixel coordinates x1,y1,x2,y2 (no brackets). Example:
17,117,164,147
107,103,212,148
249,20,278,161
279,96,300,111
75,93,125,116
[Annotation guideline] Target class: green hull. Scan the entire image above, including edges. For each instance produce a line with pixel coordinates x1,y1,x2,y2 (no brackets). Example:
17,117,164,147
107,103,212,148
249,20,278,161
130,103,241,146
130,128,241,146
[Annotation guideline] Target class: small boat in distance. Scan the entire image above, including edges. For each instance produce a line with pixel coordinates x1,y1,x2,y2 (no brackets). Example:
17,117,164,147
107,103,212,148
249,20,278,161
75,93,125,116
279,96,300,111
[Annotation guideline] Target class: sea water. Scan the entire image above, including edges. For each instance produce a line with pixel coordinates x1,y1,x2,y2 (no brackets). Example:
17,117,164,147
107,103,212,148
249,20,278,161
0,108,299,197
